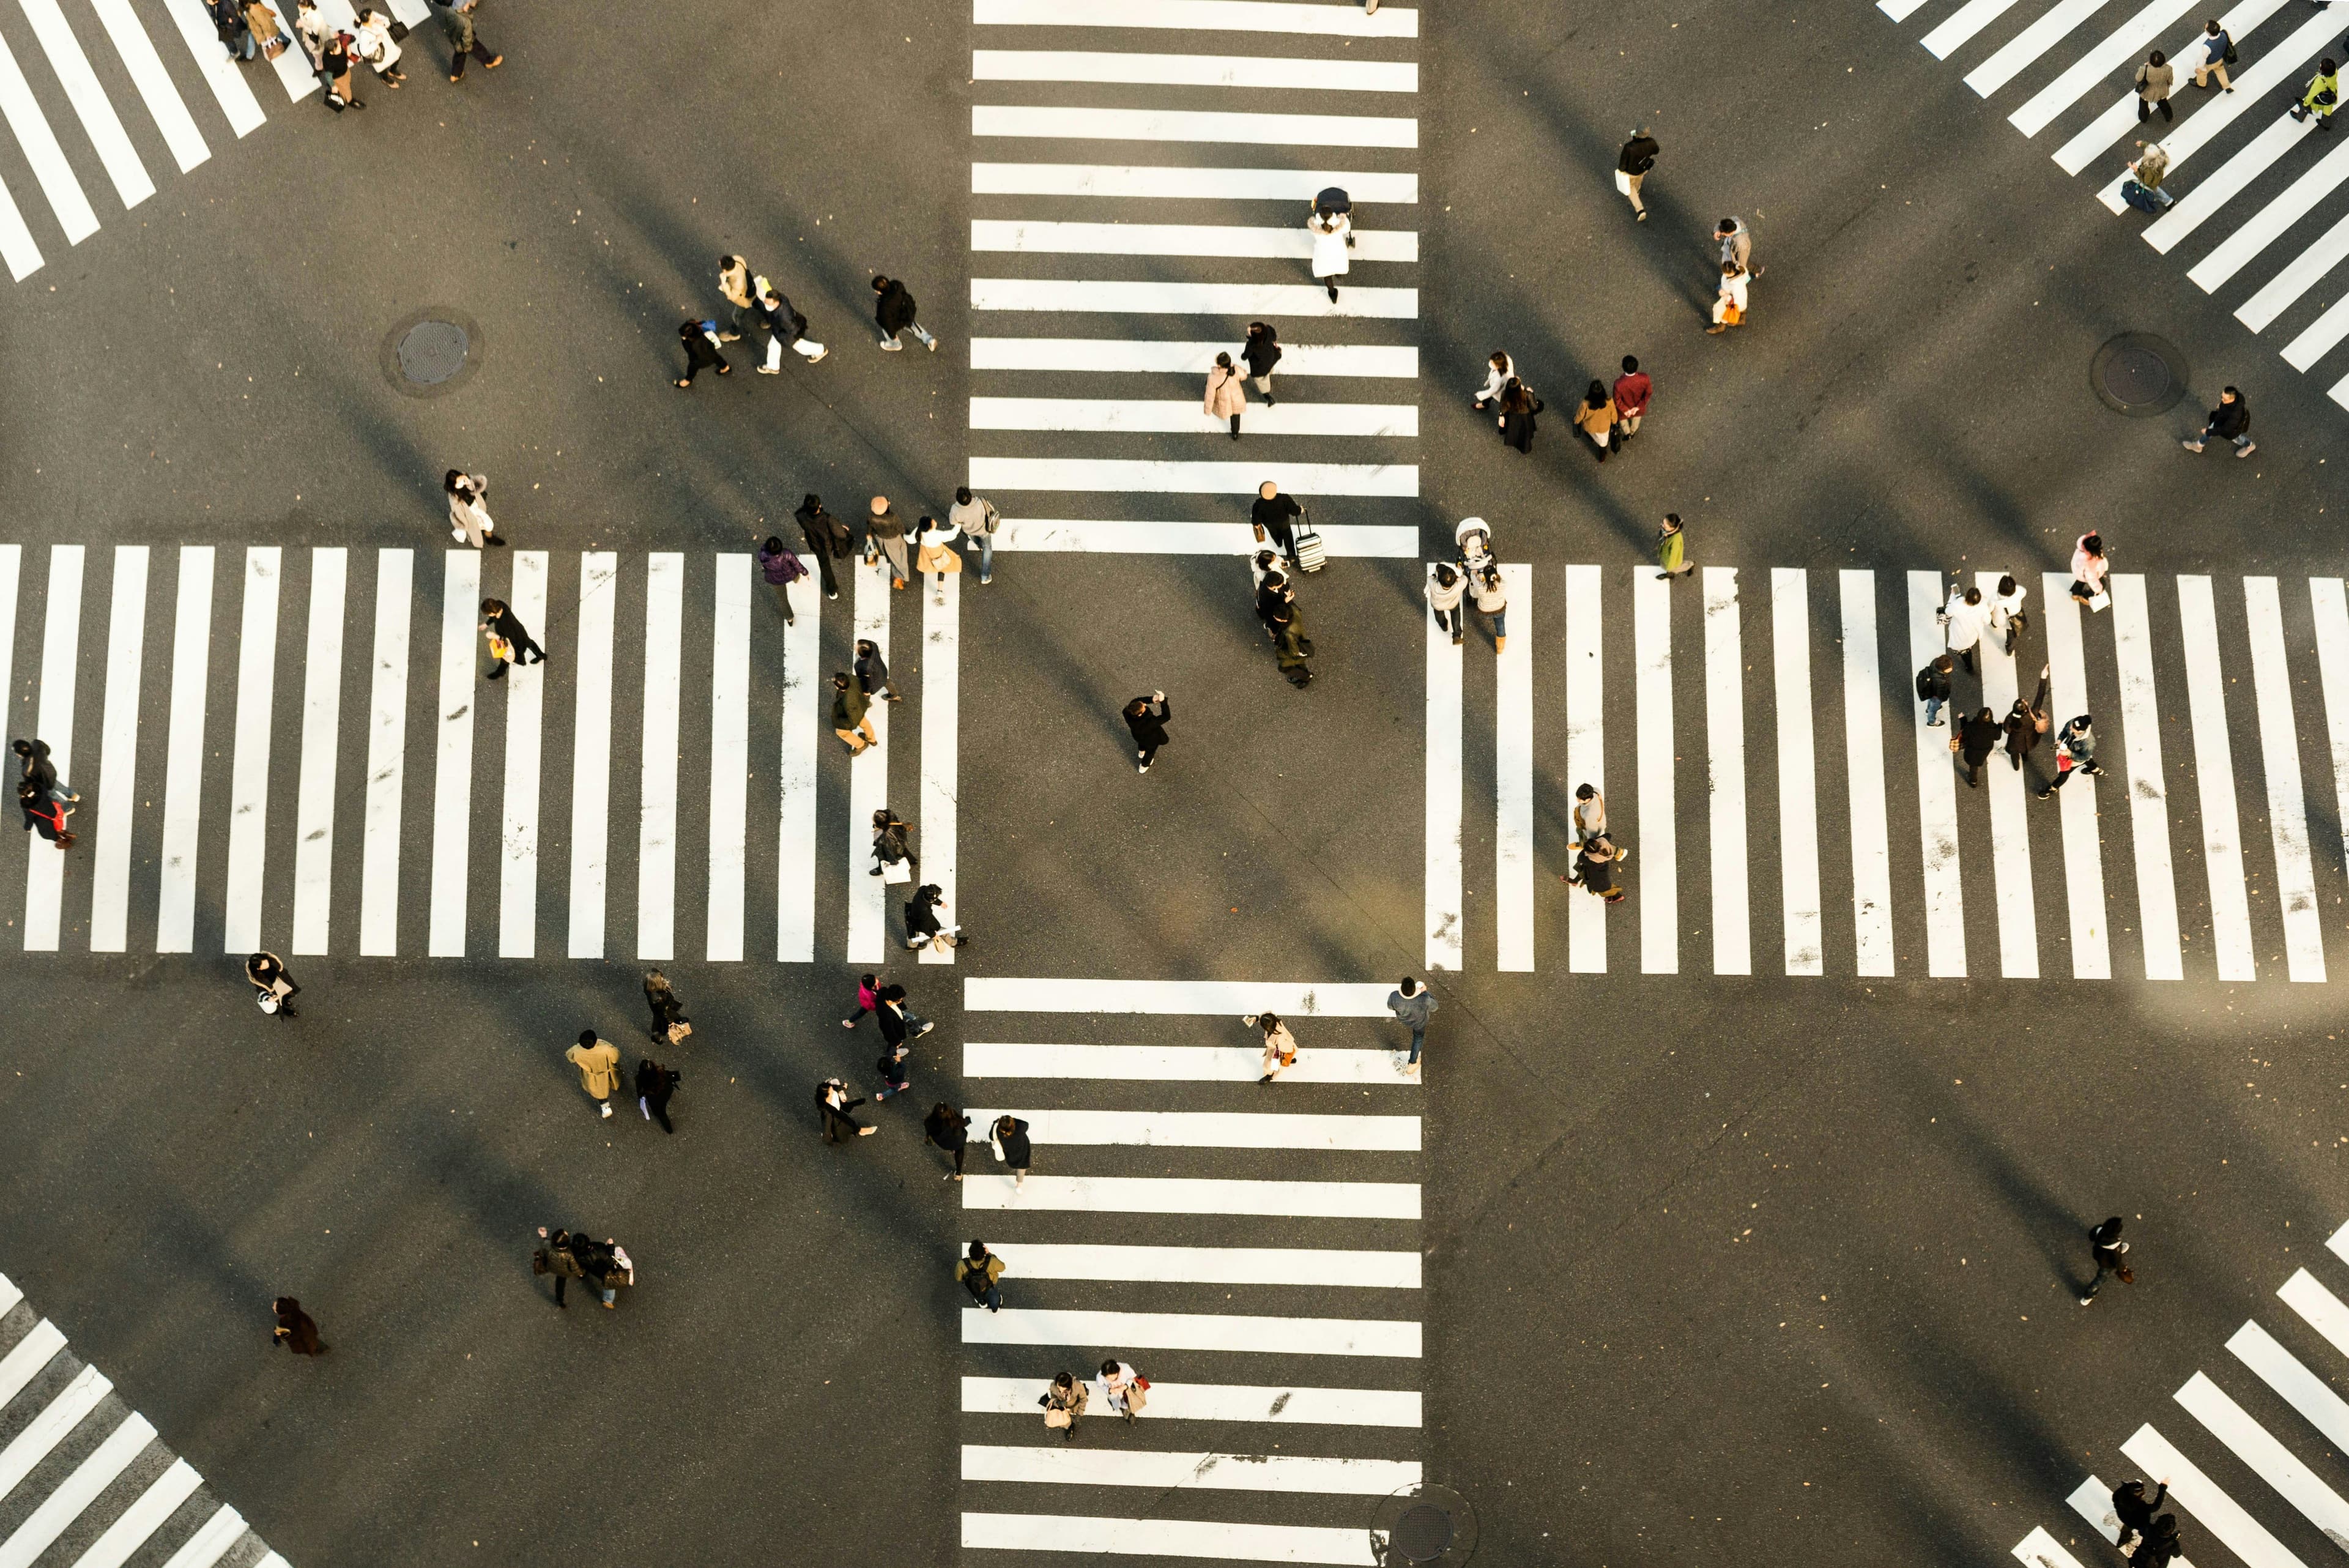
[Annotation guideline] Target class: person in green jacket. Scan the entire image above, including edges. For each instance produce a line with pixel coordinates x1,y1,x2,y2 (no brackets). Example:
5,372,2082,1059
2293,57,2340,126
1656,513,1693,581
831,673,875,755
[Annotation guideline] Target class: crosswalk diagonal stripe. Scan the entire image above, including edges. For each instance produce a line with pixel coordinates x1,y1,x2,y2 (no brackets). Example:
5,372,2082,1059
963,1307,1421,1357
973,0,1420,37
2066,1476,2123,1543
24,544,83,952
2280,284,2349,368
0,31,98,240
2236,212,2349,332
2015,1524,2095,1568
2057,0,2292,175
358,549,410,956
1965,0,2121,99
0,1273,18,1317
972,218,1418,261
0,168,36,281
2136,112,2310,235
1839,571,1896,975
497,551,549,959
2173,1373,2349,1556
1636,571,1679,973
1909,571,1966,976
0,1411,154,1568
2176,576,2257,980
637,552,684,962
972,164,1418,202
2244,579,2324,979
0,1320,66,1411
2041,578,2110,978
974,103,1417,147
2230,1318,2349,1453
963,1512,1378,1566
971,49,1417,92
1923,0,2030,59
566,552,617,959
2095,6,2336,206
2123,1420,2306,1568
150,0,262,138
1976,570,2038,978
2010,0,2202,136
88,546,146,954
290,548,346,955
18,0,152,207
151,1505,250,1568
0,1363,112,1501
971,338,1419,376
967,1243,1420,1284
67,1454,201,1568
2111,574,2184,977
87,0,208,173
2188,133,2349,288
961,1376,1422,1424
428,550,480,957
962,1443,1419,1495
962,1175,1420,1217
2281,1267,2349,1354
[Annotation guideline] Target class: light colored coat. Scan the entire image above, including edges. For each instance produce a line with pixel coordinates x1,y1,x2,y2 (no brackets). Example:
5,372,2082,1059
1203,365,1246,418
566,1038,621,1099
1943,589,1991,652
1310,213,1351,280
2072,537,2110,594
448,474,493,547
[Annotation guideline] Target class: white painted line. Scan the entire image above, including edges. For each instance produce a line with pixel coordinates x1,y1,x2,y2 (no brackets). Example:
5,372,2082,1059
974,277,1416,318
1839,571,1894,975
2067,1475,2127,1545
87,546,146,953
2041,578,2110,978
2232,1318,2349,1452
2110,575,2183,978
498,551,547,959
70,1454,202,1568
2176,1373,2348,1556
2283,285,2349,370
1879,0,1930,16
2313,582,2349,896
969,397,1419,436
973,104,1417,147
973,165,1418,203
965,1175,1419,1218
23,545,81,952
974,1242,1418,1285
960,1376,1420,1425
2011,0,2202,135
2108,0,2331,193
1556,564,1597,972
2239,213,2349,331
1909,571,1966,977
963,1513,1375,1567
0,1364,111,1504
20,0,151,208
706,555,749,962
568,553,617,959
2244,578,2323,979
87,0,207,173
963,1308,1420,1358
0,1411,155,1568
963,978,1400,1014
2015,1525,2095,1568
847,562,891,964
1635,571,1677,974
0,1273,16,1316
2332,369,2349,415
963,1443,1419,1495
974,0,1419,36
1923,0,2026,57
156,546,211,954
426,550,479,958
2060,0,2295,175
971,338,1418,376
1966,0,2119,98
637,552,683,961
2284,1265,2349,1354
2192,133,2349,287
1704,568,1750,975
220,548,279,953
919,571,960,967
2143,112,2310,247
971,458,1417,499
1976,570,2039,979
357,549,410,956
0,551,18,847
960,1108,1420,1151
1773,568,1824,974
1427,578,1461,973
777,579,818,962
973,49,1416,92
998,519,1419,555
966,1041,1417,1084
1494,562,1535,973
288,548,344,955
973,221,1419,262
0,168,37,278
2123,1421,2306,1568
150,1505,249,1568
2176,576,2256,980
152,0,263,139
0,1319,62,1410
0,31,97,240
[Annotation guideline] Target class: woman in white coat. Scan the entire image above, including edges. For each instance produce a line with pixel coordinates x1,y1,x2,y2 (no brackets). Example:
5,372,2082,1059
444,470,503,548
1308,207,1351,303
353,10,404,84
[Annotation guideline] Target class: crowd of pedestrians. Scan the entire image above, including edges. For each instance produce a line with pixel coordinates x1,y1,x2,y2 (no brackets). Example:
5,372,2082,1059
209,0,495,107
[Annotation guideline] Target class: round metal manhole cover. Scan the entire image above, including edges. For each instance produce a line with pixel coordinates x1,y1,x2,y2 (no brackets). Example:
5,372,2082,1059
2099,345,2170,406
2088,332,2189,417
398,320,470,385
1392,1504,1454,1562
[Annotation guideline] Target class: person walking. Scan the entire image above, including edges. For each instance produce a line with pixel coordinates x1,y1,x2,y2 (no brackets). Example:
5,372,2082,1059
1715,217,1759,275
1915,653,1954,727
2070,532,2111,608
1612,356,1652,444
925,1102,971,1181
1987,573,2029,654
949,487,1003,585
636,1056,679,1133
1656,513,1693,580
1308,204,1351,303
2182,385,2255,456
1426,563,1466,645
1251,480,1303,563
905,883,966,953
1387,976,1435,1077
842,973,881,1030
1954,706,2002,788
1204,351,1248,442
431,0,499,81
958,1240,1006,1311
245,951,297,1016
870,807,918,881
2194,18,2234,89
796,493,853,601
878,983,935,1047
565,1030,621,1118
2123,139,2176,212
2037,715,2107,797
755,537,806,625
874,1041,912,1102
831,673,876,756
1562,835,1627,903
754,280,828,370
872,273,936,351
716,255,754,341
1471,563,1510,653
1099,1361,1149,1422
212,0,257,62
2136,1515,2185,1568
571,1236,634,1309
2137,48,2176,120
1124,691,1170,773
989,1115,1032,1187
1472,351,1516,409
864,497,912,589
17,779,72,850
1497,378,1541,452
1616,128,1658,219
444,470,503,549
2113,1480,2170,1556
534,1227,585,1308
675,319,730,388
13,738,71,803
2005,666,2050,775
1572,783,1608,849
817,1077,876,1140
1707,262,1750,333
1574,381,1617,463
855,639,902,706
321,28,364,110
478,598,545,669
1269,601,1313,688
1041,1372,1088,1440
243,0,289,56
1242,321,1282,404
1942,582,1989,674
1247,1012,1299,1083
915,515,964,585
644,969,689,1044
270,1297,325,1354
2079,1215,2132,1304
2296,57,2342,126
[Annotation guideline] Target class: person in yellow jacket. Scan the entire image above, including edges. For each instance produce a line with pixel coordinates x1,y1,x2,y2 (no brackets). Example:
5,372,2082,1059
2293,58,2340,127
565,1030,621,1120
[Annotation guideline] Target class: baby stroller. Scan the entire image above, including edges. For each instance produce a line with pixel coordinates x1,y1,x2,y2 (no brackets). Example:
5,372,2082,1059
1455,516,1494,576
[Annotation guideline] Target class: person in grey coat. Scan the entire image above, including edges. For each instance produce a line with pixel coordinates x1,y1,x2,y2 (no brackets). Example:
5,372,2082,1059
432,0,499,81
864,497,911,588
1386,977,1436,1077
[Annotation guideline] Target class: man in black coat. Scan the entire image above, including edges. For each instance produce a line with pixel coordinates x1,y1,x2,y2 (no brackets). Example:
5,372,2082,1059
1956,707,2002,788
872,274,936,351
1124,691,1170,773
1242,322,1282,404
795,493,853,600
1250,481,1302,561
755,283,827,371
2080,1216,2131,1304
2111,1479,2167,1555
676,319,728,388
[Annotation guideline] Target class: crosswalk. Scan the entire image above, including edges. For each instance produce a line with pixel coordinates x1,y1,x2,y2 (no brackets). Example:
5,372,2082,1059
956,977,1420,1567
0,1271,286,1568
1881,0,2349,411
2014,1217,2349,1568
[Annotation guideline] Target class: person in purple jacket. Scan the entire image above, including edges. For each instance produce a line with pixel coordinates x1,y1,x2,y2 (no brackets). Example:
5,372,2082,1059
756,536,807,625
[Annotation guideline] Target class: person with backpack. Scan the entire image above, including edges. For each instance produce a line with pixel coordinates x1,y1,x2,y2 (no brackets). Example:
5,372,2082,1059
949,487,1002,584
755,281,827,370
2293,57,2340,127
957,1241,1006,1311
2122,140,2175,212
2136,48,2176,122
871,273,935,351
1915,654,1954,727
2182,385,2255,456
2193,18,2234,90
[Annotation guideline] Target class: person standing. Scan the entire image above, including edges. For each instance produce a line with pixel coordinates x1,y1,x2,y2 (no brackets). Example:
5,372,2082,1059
716,255,754,341
2005,667,2050,775
444,470,503,549
271,1297,325,1355
352,12,404,84
1041,1372,1088,1440
905,883,966,953
1309,206,1351,303
246,951,297,1016
1656,513,1693,581
754,281,828,369
855,639,902,705
1574,381,1617,463
2137,48,2176,121
2036,715,2107,798
1612,356,1652,445
1205,352,1247,441
831,673,876,756
431,0,499,81
321,29,363,109
1269,602,1313,688
949,487,1002,585
925,1102,971,1181
1386,976,1435,1077
755,537,806,625
989,1116,1033,1187
1125,691,1170,773
1715,217,1758,275
864,497,911,589
1251,480,1302,562
1954,706,2002,788
2069,532,2111,607
1247,1013,1299,1083
644,969,689,1043
817,1077,875,1140
636,1057,678,1133
796,493,853,601
1915,653,1954,727
2124,140,2176,211
1616,128,1658,220
959,1240,1006,1311
842,973,881,1030
1987,573,2028,654
2194,18,2233,89
1497,379,1540,452
1572,784,1607,849
1942,582,1989,674
915,515,964,585
1426,563,1466,645
872,273,936,351
2112,1480,2170,1556
1242,321,1282,404
1562,836,1627,903
1707,262,1750,333
870,807,918,880
2182,385,2255,456
1472,351,1516,409
2080,1215,2132,1304
2294,57,2341,126
676,319,729,388
1099,1361,1149,1422
565,1030,620,1118
1471,563,1510,653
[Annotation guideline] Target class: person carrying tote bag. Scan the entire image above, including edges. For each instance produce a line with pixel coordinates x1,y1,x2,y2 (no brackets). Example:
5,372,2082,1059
1039,1373,1087,1440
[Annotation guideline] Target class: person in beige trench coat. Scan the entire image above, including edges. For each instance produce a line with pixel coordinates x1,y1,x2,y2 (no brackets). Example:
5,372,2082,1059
1204,352,1247,442
445,470,505,548
566,1030,621,1119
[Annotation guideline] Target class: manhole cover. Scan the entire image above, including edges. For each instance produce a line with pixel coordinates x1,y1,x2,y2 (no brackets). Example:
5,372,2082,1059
2088,332,2189,417
2099,345,2170,406
1392,1504,1453,1562
398,320,470,385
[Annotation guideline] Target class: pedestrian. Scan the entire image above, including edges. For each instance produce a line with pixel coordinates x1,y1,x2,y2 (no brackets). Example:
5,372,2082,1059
905,883,967,953
1715,217,1759,275
831,673,876,756
1255,563,1294,647
1251,480,1302,563
1472,350,1516,409
321,29,363,109
817,1077,876,1140
636,1056,679,1133
856,639,902,705
950,486,1003,585
2005,666,2050,774
715,255,754,341
431,0,499,81
1574,380,1617,463
1041,1372,1088,1439
842,972,881,1030
1942,582,1989,674
481,621,517,682
989,1115,1032,1187
533,1227,588,1308
1987,573,2029,654
571,1236,633,1309
925,1102,971,1181
2181,385,2255,456
212,0,257,62
755,537,806,625
1426,563,1466,645
871,273,937,351
443,470,503,549
270,1296,325,1355
2069,531,2111,608
877,984,933,1046
1915,653,1954,727
1099,1360,1149,1421
875,1041,911,1101
2079,1215,2132,1304
2295,57,2342,126
1612,355,1652,444
958,1240,1006,1310
1562,835,1627,903
13,738,73,803
1204,351,1247,441
242,0,289,58
2194,18,2234,89
644,968,690,1044
1707,262,1749,333
1656,513,1693,580
2137,1515,2185,1568
1124,691,1170,773
1387,976,1435,1078
1308,204,1351,303
754,280,828,370
870,807,917,881
1247,1012,1299,1083
864,497,911,589
2137,48,2176,121
2123,139,2176,212
796,493,853,601
2114,1481,2172,1556
17,782,69,850
1242,321,1282,404
1471,563,1509,653
1954,706,2002,788
2036,714,2107,798
1572,783,1608,848
1497,378,1540,452
1616,128,1658,220
915,515,965,585
1269,601,1313,688
675,319,729,388
480,597,546,671
292,0,328,70
565,1029,621,1119
245,951,296,1016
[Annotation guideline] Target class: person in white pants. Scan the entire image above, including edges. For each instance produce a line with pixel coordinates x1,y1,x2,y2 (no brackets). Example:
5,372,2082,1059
755,282,826,371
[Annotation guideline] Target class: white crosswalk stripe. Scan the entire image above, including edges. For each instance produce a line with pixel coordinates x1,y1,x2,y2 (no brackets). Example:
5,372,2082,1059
971,49,1417,92
962,1376,1421,1424
974,0,1418,37
971,163,1417,201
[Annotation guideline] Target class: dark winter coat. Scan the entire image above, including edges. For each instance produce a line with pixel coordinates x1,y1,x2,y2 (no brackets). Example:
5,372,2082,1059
1125,697,1170,750
875,280,919,333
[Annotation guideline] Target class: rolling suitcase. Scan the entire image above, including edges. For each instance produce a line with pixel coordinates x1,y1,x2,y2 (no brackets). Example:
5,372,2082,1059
1293,511,1327,573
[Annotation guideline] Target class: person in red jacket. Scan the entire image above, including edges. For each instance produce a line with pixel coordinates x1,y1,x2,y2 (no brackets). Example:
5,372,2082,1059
1612,355,1652,446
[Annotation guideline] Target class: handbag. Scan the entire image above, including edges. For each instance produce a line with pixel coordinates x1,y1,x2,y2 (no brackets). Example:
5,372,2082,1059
1613,169,1633,195
256,989,280,1014
881,858,913,885
532,1248,551,1276
666,1020,692,1045
388,17,407,36
1044,1407,1072,1429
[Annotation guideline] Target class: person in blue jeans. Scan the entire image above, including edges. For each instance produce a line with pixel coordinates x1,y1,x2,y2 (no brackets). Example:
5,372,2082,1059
1386,977,1436,1079
1915,654,1953,727
949,487,1001,584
